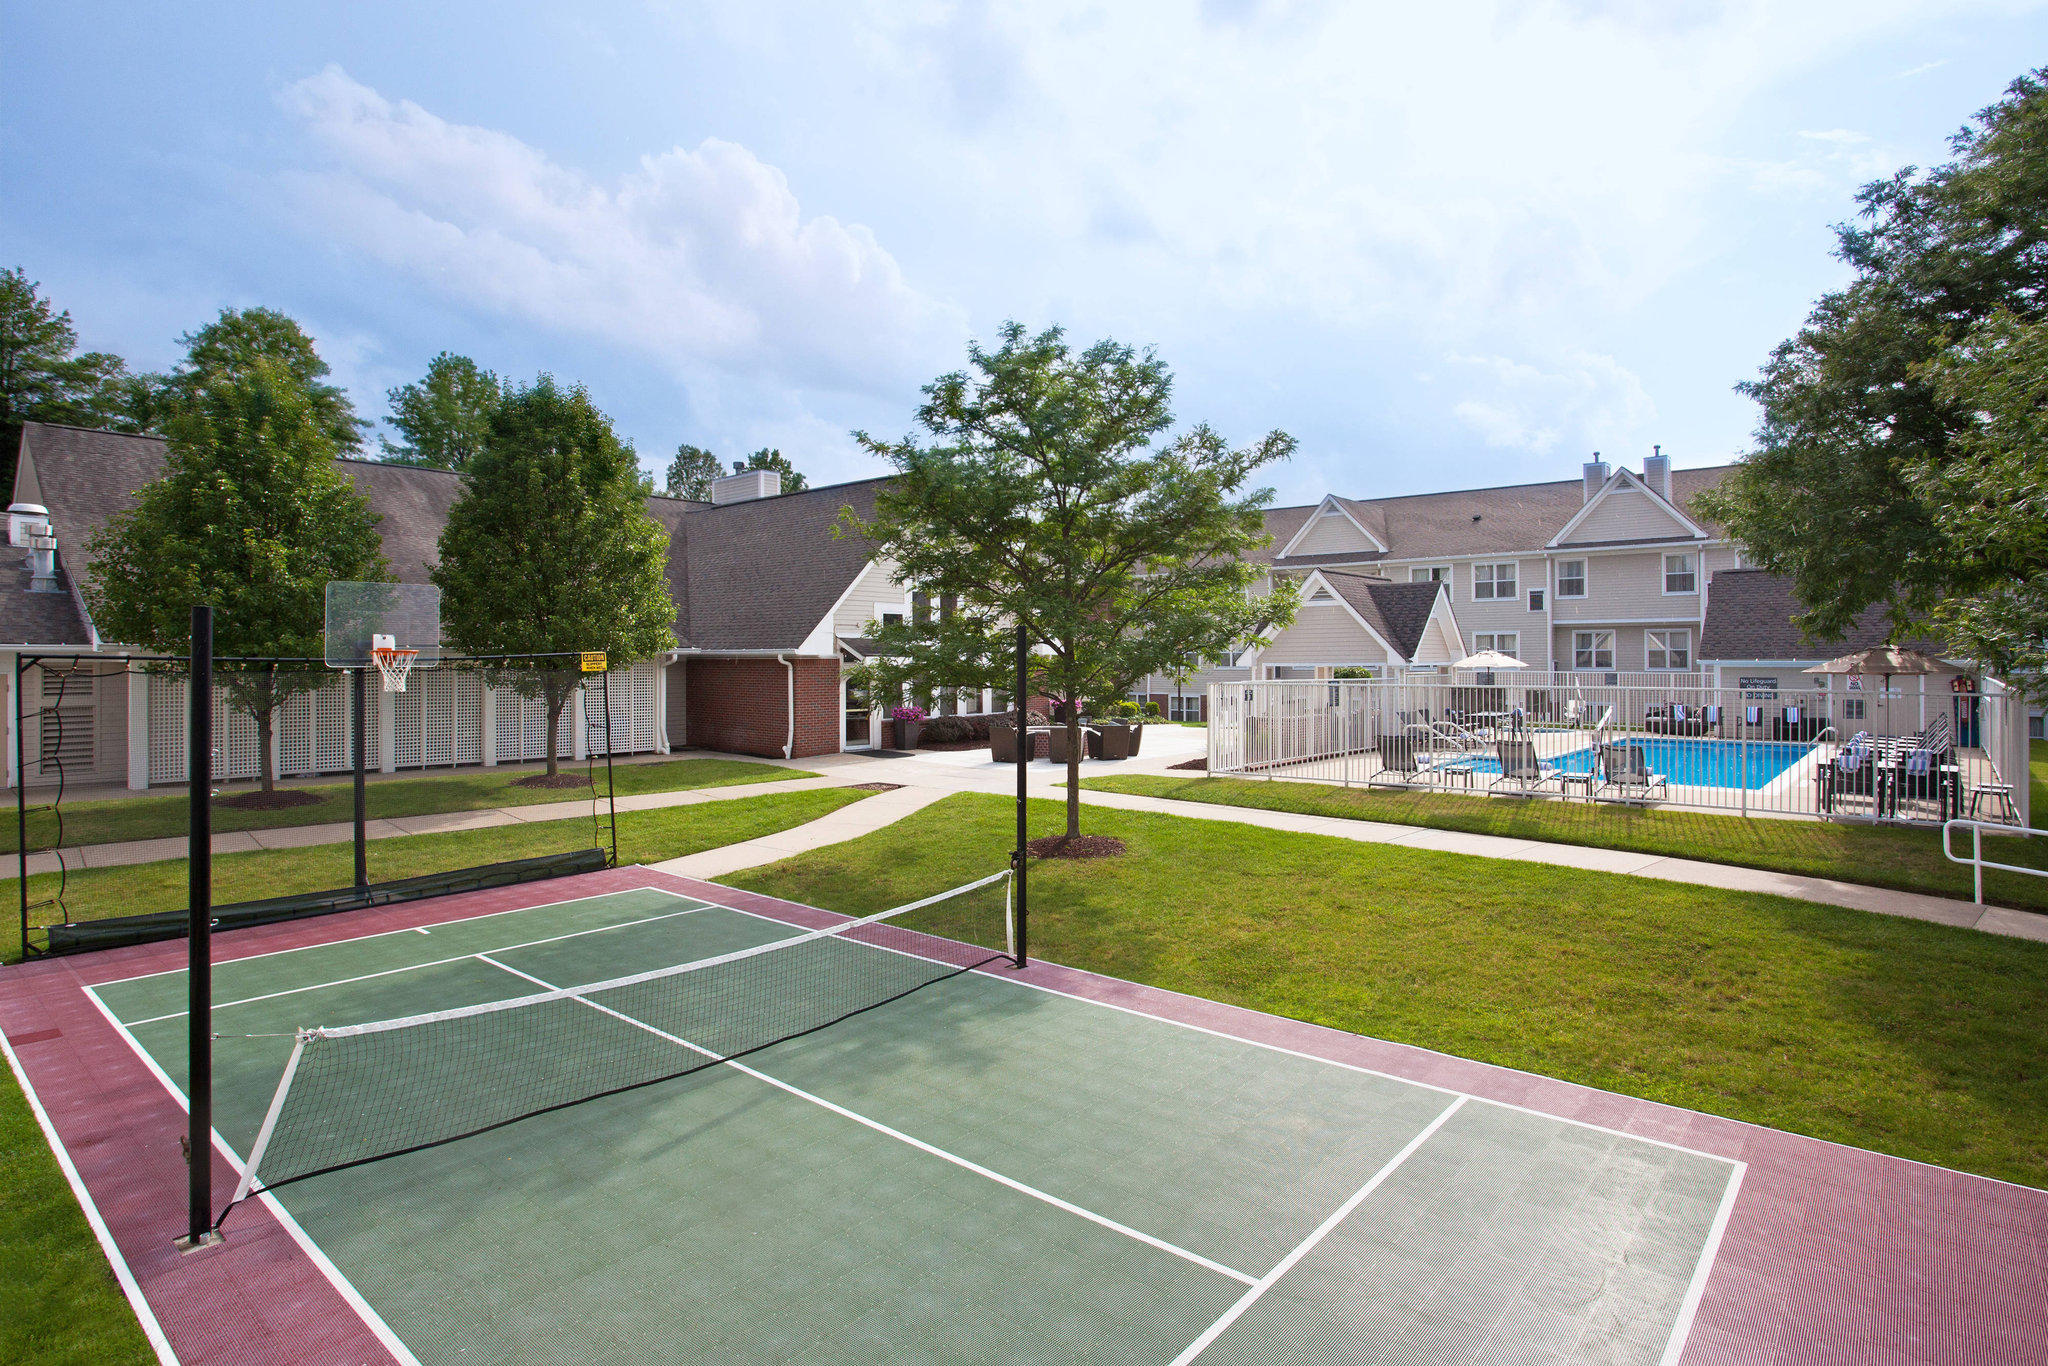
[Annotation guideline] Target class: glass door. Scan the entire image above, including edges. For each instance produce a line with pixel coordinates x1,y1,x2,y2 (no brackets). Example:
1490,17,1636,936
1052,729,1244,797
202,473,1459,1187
844,674,872,749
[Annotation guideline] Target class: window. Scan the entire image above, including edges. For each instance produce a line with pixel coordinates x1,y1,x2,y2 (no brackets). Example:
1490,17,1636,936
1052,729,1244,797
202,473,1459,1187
1217,648,1246,668
1528,589,1544,612
880,610,904,627
1663,553,1697,594
1473,562,1517,600
1410,565,1450,598
1843,698,1867,721
2028,711,2043,741
1170,694,1203,721
1556,560,1586,597
1646,629,1690,670
1572,631,1614,670
1472,633,1518,657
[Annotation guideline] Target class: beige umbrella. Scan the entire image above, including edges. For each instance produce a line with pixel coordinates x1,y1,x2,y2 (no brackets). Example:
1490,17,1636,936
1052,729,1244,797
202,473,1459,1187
1453,649,1528,670
1804,645,1945,736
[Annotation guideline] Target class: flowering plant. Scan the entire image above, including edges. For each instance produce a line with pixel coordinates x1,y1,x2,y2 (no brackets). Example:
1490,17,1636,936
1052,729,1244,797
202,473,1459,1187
889,704,927,722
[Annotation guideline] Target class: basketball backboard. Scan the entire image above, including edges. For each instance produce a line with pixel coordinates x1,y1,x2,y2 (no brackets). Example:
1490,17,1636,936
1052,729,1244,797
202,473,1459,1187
325,582,443,669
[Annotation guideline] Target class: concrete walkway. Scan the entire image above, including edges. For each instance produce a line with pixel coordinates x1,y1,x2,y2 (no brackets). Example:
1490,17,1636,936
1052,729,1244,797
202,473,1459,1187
12,723,2044,945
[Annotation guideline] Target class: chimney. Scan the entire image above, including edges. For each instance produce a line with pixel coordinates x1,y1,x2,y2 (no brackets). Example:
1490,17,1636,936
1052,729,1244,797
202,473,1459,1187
1581,454,1609,503
709,468,782,505
1643,445,1672,501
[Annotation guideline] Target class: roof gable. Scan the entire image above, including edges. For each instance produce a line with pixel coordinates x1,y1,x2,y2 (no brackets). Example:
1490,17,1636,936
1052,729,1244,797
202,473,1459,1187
1551,468,1705,548
1275,495,1387,558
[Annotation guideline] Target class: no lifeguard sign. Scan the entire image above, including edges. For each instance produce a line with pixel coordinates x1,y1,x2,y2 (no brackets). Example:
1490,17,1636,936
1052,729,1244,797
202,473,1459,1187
580,651,607,672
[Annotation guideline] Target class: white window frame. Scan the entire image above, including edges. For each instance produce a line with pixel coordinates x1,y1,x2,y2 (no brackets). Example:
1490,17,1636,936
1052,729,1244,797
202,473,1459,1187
1410,565,1451,600
1472,632,1518,657
1472,562,1517,601
1663,553,1698,595
1573,630,1614,671
1169,693,1203,721
1555,559,1587,598
1646,629,1690,671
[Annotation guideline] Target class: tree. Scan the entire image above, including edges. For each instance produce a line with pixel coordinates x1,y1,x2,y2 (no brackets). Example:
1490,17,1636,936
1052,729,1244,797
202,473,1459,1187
130,307,366,449
848,322,1296,840
741,447,807,493
433,377,675,777
84,358,388,795
1693,70,2048,693
381,353,501,470
0,268,134,430
665,442,722,498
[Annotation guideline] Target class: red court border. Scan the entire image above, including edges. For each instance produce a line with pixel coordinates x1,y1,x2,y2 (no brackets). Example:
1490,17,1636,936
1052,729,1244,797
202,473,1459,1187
3,864,2044,1365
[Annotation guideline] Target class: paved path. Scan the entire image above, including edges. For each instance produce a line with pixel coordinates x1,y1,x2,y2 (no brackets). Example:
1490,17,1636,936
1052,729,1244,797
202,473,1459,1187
13,724,2045,945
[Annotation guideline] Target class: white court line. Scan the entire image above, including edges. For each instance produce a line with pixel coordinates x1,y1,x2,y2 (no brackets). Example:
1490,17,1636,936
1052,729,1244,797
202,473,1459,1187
1167,1096,1467,1365
1661,1159,1747,1366
472,952,1259,1288
78,983,423,1366
121,903,716,1027
88,884,696,988
1,1028,179,1365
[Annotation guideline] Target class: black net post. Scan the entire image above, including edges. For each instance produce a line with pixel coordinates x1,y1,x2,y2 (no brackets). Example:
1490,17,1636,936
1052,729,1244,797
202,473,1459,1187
1012,623,1028,968
352,665,368,889
601,668,618,867
15,652,29,958
181,605,220,1249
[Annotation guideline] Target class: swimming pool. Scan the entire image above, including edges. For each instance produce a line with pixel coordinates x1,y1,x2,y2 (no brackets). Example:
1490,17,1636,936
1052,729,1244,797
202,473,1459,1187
1459,738,1814,790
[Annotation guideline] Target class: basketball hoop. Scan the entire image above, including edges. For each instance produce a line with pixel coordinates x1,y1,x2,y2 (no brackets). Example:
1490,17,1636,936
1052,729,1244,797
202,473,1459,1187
370,634,419,692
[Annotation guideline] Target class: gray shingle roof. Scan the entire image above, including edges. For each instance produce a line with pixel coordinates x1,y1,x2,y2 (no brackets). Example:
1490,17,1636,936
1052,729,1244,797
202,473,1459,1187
1316,570,1444,660
1699,569,1941,661
7,423,888,654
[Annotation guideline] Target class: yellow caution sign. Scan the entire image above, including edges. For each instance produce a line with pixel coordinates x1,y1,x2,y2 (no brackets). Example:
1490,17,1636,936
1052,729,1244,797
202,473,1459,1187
580,651,608,672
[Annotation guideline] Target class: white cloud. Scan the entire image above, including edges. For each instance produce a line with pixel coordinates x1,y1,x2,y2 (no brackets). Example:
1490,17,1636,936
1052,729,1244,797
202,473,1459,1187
275,66,964,401
1448,351,1657,456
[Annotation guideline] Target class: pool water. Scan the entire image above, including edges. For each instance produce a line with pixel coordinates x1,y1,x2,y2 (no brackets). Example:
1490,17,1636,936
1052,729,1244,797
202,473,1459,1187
1460,738,1813,790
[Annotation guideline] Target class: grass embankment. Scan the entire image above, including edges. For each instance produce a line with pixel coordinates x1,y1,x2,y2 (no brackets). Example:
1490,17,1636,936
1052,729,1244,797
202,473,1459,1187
4,757,809,855
1083,759,2048,912
5,786,868,963
0,1062,158,1366
734,792,2048,1189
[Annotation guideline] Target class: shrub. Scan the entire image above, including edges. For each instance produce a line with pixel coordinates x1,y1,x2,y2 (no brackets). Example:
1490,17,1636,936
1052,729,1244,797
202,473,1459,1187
889,704,927,722
920,715,973,744
1142,701,1162,719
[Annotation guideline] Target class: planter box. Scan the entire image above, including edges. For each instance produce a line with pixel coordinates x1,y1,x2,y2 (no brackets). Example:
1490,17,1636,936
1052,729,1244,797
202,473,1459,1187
893,719,923,749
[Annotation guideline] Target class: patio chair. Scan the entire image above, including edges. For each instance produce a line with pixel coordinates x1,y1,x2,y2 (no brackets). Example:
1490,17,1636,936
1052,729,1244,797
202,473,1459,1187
1490,738,1560,796
1094,722,1134,760
1048,724,1091,765
990,719,1019,764
1370,733,1433,788
1819,733,1875,812
1740,705,1764,735
1596,743,1669,803
1125,721,1144,756
1644,704,1673,735
1700,704,1723,735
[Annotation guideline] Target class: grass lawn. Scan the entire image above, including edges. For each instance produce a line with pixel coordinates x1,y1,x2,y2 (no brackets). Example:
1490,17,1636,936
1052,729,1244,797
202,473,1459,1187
5,786,868,963
3,756,810,856
0,1061,157,1366
733,792,2048,1189
1083,768,2048,912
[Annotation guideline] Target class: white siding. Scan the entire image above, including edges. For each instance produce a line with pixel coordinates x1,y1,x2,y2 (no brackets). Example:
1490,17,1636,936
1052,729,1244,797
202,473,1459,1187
1453,558,1549,667
1549,550,1700,622
1289,509,1378,556
832,558,909,638
1558,487,1692,545
1255,605,1390,668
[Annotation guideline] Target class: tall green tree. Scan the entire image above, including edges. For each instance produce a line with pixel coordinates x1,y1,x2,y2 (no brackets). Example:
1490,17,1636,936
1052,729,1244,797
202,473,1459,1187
433,377,675,777
380,352,501,470
0,268,134,430
1694,70,2048,693
664,442,722,498
85,358,388,793
848,322,1296,840
741,447,807,493
129,307,366,450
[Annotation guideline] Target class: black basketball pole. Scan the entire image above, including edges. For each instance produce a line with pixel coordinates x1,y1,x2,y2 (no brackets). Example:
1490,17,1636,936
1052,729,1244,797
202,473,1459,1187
601,668,619,868
182,605,218,1248
16,652,29,958
1012,622,1028,969
352,665,368,889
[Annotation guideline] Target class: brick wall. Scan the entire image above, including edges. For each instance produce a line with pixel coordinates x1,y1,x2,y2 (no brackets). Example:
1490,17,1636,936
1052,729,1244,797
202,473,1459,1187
684,656,842,758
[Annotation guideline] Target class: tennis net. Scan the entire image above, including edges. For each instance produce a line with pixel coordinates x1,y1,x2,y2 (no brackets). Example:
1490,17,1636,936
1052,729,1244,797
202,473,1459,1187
222,871,1015,1224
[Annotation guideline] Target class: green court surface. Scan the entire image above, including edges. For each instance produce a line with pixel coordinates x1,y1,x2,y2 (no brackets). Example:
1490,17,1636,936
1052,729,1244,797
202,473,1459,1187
87,885,1741,1364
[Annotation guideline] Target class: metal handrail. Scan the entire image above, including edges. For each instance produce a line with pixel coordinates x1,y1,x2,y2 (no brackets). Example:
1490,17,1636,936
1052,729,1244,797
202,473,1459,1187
1941,819,2045,904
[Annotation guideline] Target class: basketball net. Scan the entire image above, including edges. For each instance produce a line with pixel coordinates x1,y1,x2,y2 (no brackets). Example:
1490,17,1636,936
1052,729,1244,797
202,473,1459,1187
371,645,419,693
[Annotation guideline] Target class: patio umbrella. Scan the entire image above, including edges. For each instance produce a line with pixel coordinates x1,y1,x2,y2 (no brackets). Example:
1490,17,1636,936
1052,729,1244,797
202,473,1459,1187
1803,645,1945,738
1452,649,1527,670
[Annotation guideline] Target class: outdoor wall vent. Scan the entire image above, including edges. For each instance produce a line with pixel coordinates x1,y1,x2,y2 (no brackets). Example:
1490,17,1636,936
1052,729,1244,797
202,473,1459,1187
709,468,782,506
7,502,50,547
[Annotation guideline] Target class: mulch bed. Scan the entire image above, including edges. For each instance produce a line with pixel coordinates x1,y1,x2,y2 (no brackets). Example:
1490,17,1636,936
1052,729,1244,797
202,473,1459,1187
849,782,902,792
214,789,327,811
511,773,593,790
1168,757,1208,771
1026,834,1126,860
914,741,988,752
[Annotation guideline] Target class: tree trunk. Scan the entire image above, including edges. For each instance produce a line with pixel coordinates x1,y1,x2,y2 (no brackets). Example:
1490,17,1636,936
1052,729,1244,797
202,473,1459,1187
544,685,569,777
1064,710,1082,838
256,701,276,792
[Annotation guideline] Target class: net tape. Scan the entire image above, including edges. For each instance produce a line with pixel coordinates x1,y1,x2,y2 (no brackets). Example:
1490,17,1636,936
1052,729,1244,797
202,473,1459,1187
226,872,1014,1223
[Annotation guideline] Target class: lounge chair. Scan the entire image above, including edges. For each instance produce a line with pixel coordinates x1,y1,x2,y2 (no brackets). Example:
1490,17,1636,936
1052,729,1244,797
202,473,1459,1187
1818,733,1874,812
1490,739,1559,796
1371,734,1433,788
1774,705,1824,742
1700,704,1723,736
1597,743,1668,803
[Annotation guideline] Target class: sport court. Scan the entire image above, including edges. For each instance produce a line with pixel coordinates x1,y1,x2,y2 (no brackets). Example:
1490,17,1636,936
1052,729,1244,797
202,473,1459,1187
8,866,2046,1364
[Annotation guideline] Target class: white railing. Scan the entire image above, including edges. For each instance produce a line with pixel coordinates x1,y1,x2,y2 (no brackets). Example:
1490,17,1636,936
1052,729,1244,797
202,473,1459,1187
1207,675,2021,824
1942,819,2045,904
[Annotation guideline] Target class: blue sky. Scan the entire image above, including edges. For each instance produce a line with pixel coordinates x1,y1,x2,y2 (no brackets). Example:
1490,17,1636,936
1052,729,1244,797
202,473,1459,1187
6,2,2045,504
